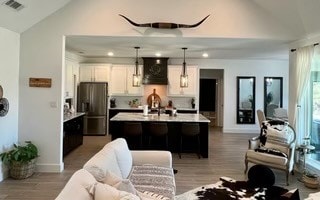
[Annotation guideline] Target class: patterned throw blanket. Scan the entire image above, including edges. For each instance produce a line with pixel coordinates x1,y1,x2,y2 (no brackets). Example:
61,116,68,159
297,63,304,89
129,165,175,200
175,177,300,200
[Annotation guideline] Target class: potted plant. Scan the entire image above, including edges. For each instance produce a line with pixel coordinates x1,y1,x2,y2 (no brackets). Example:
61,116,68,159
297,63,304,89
0,141,38,179
303,172,319,189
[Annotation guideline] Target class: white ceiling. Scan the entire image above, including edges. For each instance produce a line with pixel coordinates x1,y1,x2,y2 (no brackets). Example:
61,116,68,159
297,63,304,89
0,0,71,33
1,0,320,60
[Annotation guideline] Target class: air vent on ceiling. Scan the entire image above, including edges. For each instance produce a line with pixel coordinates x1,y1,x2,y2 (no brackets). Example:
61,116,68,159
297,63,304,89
3,0,24,11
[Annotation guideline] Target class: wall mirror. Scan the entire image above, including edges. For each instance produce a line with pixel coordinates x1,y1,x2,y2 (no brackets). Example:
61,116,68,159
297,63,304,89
237,76,255,124
264,77,283,118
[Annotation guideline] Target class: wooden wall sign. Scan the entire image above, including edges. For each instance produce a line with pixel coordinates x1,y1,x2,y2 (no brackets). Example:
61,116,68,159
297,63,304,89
29,78,52,88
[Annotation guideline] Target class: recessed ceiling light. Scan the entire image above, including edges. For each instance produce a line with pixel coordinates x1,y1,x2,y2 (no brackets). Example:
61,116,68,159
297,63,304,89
107,52,114,56
155,52,161,57
202,53,209,58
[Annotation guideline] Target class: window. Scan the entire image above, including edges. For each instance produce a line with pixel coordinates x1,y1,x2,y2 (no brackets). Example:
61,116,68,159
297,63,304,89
309,47,320,164
311,73,320,162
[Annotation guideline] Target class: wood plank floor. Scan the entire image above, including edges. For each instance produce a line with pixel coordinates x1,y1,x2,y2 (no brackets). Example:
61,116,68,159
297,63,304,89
0,127,319,199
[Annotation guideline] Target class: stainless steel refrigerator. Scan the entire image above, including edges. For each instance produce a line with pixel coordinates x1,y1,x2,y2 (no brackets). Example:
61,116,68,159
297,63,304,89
77,82,108,135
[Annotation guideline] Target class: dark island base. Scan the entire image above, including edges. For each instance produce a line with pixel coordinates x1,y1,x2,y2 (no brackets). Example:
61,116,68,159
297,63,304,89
110,121,209,158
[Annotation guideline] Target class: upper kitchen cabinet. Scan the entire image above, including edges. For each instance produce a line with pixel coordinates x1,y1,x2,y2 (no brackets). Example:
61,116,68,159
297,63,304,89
168,65,198,96
110,65,143,96
79,64,111,82
65,59,79,99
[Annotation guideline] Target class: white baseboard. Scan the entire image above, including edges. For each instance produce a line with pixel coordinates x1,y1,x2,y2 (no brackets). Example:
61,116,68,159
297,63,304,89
36,163,64,173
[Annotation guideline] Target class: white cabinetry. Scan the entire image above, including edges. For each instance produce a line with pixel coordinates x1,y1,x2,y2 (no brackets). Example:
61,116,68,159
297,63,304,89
167,65,198,96
65,59,79,99
79,64,111,82
110,65,143,95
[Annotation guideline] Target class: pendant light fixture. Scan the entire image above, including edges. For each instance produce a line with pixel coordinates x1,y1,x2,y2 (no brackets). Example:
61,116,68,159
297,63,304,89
180,47,188,88
132,47,141,87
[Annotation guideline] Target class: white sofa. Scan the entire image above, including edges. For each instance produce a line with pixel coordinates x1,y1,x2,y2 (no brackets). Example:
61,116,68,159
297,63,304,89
56,138,175,200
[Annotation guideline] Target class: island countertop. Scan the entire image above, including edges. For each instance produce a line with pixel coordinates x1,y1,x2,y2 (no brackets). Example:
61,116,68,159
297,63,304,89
110,112,210,123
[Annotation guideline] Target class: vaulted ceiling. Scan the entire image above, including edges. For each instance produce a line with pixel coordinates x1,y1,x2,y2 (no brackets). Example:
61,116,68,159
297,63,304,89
0,0,71,33
1,0,319,59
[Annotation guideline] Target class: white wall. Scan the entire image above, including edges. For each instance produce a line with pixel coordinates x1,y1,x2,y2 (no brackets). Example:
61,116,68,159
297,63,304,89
0,27,20,181
19,0,292,172
170,58,289,133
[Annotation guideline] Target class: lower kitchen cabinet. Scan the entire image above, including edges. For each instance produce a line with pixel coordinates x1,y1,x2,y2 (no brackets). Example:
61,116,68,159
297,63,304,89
63,115,84,156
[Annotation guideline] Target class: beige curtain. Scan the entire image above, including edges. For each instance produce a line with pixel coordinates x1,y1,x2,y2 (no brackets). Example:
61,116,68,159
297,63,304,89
288,45,314,143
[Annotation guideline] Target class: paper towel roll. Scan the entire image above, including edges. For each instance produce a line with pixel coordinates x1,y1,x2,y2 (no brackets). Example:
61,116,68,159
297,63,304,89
143,105,148,116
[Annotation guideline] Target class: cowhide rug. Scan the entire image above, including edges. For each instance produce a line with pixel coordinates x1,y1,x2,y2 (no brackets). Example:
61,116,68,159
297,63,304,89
175,177,300,200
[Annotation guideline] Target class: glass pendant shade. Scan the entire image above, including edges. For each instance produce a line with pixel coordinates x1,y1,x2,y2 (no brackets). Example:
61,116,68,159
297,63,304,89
180,48,188,88
132,73,141,87
133,47,141,87
180,74,188,87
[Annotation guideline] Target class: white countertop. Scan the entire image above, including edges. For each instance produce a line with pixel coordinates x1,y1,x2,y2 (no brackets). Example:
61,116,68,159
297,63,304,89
109,107,143,110
63,112,85,122
110,112,210,123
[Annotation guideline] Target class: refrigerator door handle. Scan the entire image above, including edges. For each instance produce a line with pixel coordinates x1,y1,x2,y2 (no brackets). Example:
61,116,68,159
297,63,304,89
90,84,93,112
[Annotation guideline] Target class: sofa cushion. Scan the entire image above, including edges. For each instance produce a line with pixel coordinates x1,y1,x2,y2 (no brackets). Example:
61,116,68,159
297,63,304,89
55,169,96,200
246,149,288,166
102,170,137,195
128,165,175,200
104,138,133,179
83,145,123,179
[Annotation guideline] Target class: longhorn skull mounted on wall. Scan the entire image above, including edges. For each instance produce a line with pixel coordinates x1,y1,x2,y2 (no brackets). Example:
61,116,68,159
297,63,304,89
119,14,210,29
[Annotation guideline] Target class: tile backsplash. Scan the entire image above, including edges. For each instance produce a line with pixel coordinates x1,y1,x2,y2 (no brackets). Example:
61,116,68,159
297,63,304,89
110,95,195,109
110,85,195,109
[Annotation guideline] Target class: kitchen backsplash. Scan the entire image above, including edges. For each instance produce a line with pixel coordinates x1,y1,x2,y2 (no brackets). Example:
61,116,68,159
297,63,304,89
110,95,195,109
110,85,196,109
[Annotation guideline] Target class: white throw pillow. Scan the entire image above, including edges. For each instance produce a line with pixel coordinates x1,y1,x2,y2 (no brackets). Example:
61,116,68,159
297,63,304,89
102,170,137,195
87,182,140,200
103,170,122,185
266,126,291,144
114,179,137,195
84,165,106,182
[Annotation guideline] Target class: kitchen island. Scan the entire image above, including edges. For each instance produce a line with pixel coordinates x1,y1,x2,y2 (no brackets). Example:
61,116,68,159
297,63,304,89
109,112,210,158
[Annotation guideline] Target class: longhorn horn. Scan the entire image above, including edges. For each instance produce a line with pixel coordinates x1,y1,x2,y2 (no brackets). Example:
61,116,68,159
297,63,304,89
177,15,210,28
119,14,152,27
119,14,210,29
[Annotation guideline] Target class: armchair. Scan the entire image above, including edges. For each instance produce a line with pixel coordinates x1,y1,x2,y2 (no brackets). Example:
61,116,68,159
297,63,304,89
257,109,266,127
244,121,296,185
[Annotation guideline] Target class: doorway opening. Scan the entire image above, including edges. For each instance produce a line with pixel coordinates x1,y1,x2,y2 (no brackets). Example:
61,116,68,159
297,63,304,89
199,69,224,127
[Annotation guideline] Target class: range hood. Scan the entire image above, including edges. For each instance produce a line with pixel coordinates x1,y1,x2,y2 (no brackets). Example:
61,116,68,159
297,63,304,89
142,57,169,85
